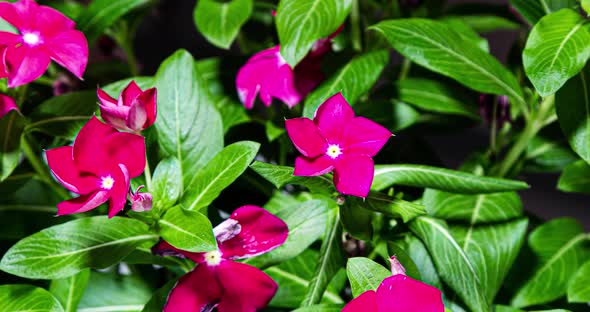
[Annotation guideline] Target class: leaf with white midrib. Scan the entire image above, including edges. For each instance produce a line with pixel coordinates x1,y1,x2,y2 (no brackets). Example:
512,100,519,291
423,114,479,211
568,260,590,302
346,257,391,297
194,0,253,49
158,206,217,253
0,284,64,312
50,269,90,312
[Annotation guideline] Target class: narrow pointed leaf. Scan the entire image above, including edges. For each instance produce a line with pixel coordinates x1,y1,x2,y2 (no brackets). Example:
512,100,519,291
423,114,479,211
346,257,391,297
250,161,335,194
0,110,25,181
158,206,217,252
77,0,150,43
558,160,590,194
0,216,157,279
356,192,426,223
194,0,253,49
277,0,352,66
0,285,64,312
50,270,91,312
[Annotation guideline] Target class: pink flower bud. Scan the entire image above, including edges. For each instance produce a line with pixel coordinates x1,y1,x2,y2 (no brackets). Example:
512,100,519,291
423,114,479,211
0,93,18,119
97,80,157,132
389,256,407,276
130,186,153,212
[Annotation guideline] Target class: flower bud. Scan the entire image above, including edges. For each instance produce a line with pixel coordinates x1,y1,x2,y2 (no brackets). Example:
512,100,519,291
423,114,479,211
97,80,157,132
389,256,407,276
130,186,153,212
0,93,18,119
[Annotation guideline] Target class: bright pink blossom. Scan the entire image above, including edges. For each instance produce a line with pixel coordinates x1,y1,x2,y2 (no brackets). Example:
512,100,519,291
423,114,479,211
97,81,157,132
235,27,341,109
129,185,152,212
0,93,18,119
343,256,445,312
153,205,288,312
0,0,88,87
46,116,146,217
285,92,391,197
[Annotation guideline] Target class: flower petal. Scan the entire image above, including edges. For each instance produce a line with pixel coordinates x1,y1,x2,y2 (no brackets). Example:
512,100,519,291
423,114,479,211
34,2,76,36
103,132,146,178
138,88,157,129
376,275,445,312
99,104,129,131
0,0,34,31
314,92,355,142
151,240,205,263
216,261,278,311
217,205,288,260
45,29,88,79
46,146,97,194
73,116,118,175
0,32,22,46
342,290,378,312
293,155,334,176
342,117,391,157
163,264,223,312
285,117,327,157
96,87,117,106
107,164,130,218
120,80,143,107
4,44,51,88
334,154,374,198
0,93,18,119
56,190,109,216
126,95,148,131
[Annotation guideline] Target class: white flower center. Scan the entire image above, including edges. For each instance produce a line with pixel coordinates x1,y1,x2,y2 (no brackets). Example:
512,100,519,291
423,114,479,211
22,32,41,46
204,250,222,266
100,175,115,190
326,144,343,159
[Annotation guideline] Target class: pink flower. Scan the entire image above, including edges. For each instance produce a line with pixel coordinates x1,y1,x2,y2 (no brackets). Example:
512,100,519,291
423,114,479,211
46,116,146,218
97,81,157,132
152,205,288,312
343,257,444,312
235,27,342,109
285,92,391,198
0,93,18,119
129,185,152,212
0,0,88,88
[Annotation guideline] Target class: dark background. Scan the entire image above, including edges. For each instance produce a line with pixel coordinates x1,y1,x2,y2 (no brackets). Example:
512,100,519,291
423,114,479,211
132,0,590,229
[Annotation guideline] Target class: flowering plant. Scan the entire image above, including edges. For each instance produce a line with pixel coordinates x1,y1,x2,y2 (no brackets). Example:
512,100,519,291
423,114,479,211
0,0,589,312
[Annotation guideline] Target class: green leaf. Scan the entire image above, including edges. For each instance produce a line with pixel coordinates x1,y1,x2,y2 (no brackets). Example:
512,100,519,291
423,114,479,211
568,260,590,302
556,65,590,163
524,136,578,173
0,110,25,181
0,284,64,312
454,15,520,33
340,201,373,240
371,19,525,106
78,271,153,312
194,0,252,49
396,78,479,118
302,50,389,118
151,158,182,211
558,160,590,194
410,216,489,312
246,198,330,269
442,17,490,52
50,270,90,312
181,141,260,211
346,257,391,297
154,50,224,190
0,216,157,279
356,192,426,223
141,280,176,312
276,0,352,66
373,164,529,194
523,9,590,96
509,0,545,24
77,0,150,43
301,209,344,306
393,234,442,289
511,218,590,308
292,304,344,312
423,189,523,223
158,206,216,252
451,219,529,304
214,96,250,133
250,161,335,194
26,91,95,140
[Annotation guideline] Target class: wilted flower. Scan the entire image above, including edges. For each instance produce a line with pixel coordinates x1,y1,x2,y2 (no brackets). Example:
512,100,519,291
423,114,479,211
97,81,157,132
285,92,391,197
129,185,152,212
0,93,18,119
0,0,88,88
235,26,341,109
343,256,444,312
479,94,512,128
153,205,288,312
46,117,146,217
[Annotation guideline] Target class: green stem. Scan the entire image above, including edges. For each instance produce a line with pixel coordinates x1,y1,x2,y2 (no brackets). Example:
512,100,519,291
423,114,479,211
111,21,140,76
490,98,498,155
144,155,152,191
398,58,411,80
494,95,555,177
33,76,55,87
21,135,69,200
351,0,362,52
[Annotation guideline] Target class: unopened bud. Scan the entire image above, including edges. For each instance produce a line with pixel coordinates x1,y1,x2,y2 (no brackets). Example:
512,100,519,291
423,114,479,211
389,256,406,276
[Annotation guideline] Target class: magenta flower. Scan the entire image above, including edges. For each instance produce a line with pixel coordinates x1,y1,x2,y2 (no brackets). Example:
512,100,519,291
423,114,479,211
0,0,88,88
153,205,288,312
45,117,146,218
129,185,152,212
235,27,341,109
343,257,444,312
285,92,391,198
97,81,157,133
0,93,18,119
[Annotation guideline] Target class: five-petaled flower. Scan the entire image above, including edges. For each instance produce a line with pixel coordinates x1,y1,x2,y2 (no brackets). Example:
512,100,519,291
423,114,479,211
343,256,445,312
0,0,88,87
153,205,288,312
97,81,157,133
235,25,342,109
46,116,146,218
0,93,18,119
285,92,392,197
